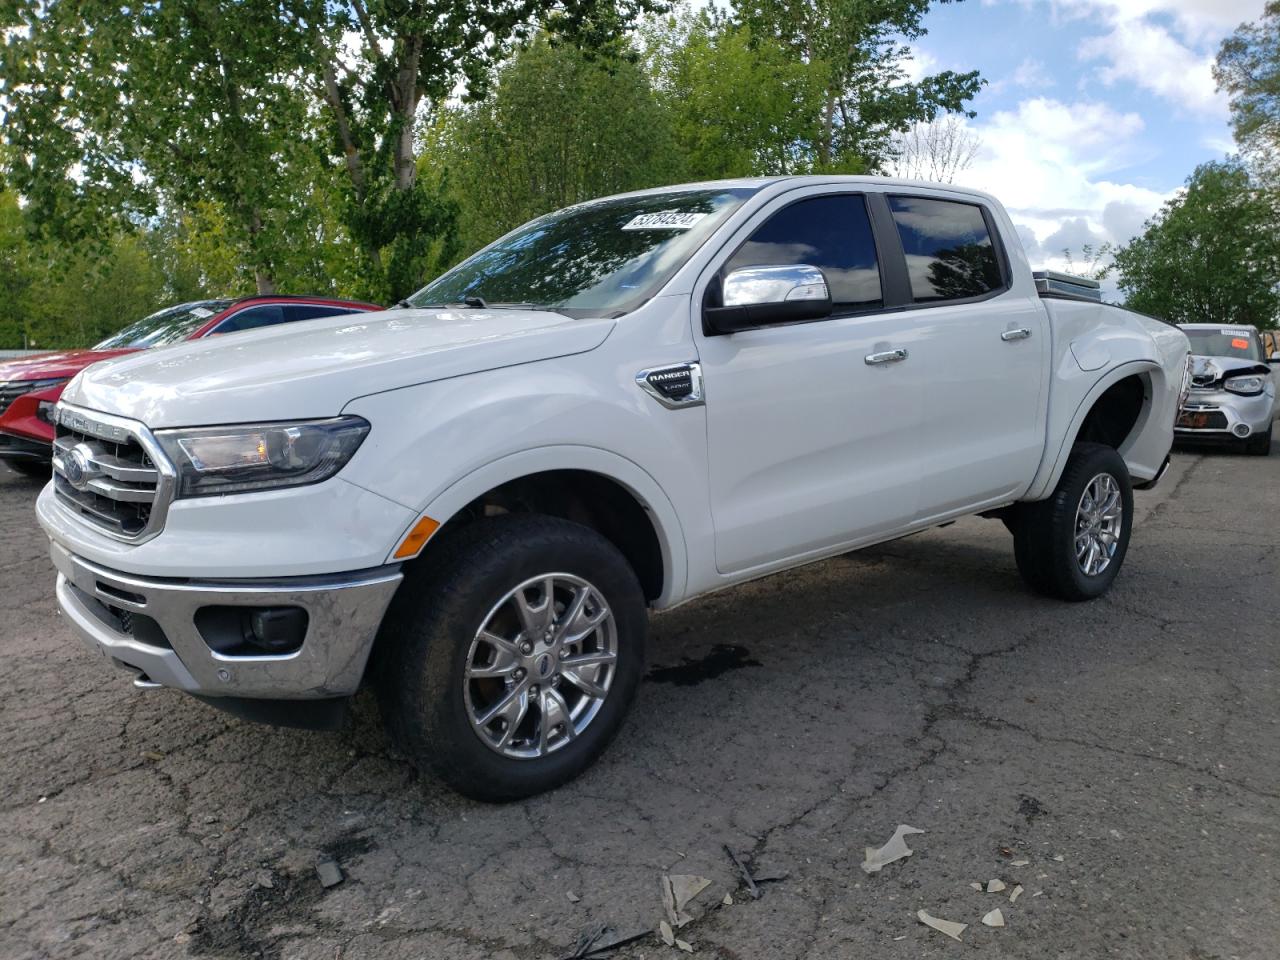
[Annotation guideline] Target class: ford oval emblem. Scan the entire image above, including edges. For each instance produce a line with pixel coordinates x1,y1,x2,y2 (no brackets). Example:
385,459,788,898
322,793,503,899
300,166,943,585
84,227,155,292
64,445,97,491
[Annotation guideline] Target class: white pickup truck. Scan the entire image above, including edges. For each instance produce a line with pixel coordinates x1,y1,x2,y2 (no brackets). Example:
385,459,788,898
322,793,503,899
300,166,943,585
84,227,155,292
38,177,1191,800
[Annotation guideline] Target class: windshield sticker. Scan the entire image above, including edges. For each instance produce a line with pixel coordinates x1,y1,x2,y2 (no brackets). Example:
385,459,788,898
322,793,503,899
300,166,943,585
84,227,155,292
621,211,708,231
190,307,215,318
1231,337,1250,349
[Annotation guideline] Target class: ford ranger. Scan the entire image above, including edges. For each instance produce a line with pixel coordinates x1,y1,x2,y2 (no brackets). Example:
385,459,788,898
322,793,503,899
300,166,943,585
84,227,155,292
37,177,1191,800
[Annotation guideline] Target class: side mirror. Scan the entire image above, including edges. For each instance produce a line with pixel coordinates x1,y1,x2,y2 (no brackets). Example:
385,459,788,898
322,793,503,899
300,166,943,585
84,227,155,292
703,265,832,335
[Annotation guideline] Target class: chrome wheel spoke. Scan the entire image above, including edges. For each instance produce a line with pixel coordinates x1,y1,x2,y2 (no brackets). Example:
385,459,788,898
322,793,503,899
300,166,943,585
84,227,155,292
561,665,609,699
1074,473,1124,577
464,571,617,761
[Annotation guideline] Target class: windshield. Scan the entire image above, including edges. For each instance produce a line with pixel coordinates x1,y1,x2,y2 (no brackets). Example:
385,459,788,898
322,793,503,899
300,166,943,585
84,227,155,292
95,300,233,349
407,188,756,317
1182,327,1263,362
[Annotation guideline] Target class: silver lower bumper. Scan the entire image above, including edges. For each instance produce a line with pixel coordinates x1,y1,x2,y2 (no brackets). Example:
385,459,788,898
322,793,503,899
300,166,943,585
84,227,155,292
1177,389,1277,439
51,541,403,699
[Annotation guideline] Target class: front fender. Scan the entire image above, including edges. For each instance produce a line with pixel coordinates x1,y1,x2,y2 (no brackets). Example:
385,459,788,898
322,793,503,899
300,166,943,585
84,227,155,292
382,445,689,606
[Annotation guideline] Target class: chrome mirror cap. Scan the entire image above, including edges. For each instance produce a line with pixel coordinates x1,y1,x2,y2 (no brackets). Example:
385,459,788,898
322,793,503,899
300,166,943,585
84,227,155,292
722,265,830,308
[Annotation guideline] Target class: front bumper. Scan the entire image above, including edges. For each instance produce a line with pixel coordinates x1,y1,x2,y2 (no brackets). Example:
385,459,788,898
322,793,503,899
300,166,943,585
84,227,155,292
51,541,402,699
1176,388,1277,440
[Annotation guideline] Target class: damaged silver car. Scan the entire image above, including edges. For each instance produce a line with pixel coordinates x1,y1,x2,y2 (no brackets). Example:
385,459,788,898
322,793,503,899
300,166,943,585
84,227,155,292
1176,324,1279,455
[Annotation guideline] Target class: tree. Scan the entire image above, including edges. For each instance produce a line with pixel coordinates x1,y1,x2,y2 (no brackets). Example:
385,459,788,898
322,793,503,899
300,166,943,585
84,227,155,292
1112,161,1280,326
1215,3,1280,182
1,0,328,292
886,114,980,182
310,0,664,300
441,35,681,255
737,0,983,171
647,10,829,178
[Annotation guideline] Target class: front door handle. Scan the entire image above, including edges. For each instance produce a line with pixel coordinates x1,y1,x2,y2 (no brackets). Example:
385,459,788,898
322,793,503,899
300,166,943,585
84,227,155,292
1001,327,1032,341
865,348,909,366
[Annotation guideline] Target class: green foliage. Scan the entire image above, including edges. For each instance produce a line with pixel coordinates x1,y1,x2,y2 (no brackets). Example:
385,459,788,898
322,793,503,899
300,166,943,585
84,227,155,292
441,36,681,255
647,12,830,178
1112,161,1280,327
1215,2,1280,182
736,0,983,170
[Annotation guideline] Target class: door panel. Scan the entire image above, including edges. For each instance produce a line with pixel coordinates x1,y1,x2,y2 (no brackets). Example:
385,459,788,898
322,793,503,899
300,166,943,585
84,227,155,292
700,314,924,573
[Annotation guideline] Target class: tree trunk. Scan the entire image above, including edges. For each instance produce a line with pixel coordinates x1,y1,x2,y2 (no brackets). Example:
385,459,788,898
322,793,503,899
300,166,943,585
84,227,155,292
254,269,276,294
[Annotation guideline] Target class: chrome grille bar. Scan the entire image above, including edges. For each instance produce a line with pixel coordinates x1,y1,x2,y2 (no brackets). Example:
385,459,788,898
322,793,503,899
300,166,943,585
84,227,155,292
51,404,176,543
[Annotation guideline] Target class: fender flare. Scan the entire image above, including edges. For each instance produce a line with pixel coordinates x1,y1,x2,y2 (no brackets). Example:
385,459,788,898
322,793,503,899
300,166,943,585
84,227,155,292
1025,360,1162,501
383,445,689,606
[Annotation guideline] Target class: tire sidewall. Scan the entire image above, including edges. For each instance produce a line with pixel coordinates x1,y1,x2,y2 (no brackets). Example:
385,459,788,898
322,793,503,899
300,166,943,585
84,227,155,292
1056,447,1134,600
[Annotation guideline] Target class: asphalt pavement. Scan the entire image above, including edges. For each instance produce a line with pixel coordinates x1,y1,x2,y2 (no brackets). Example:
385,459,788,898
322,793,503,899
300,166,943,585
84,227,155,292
2,432,1277,960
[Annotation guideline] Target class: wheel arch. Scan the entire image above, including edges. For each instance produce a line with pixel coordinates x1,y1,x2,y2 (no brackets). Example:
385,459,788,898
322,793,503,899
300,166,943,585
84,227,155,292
1026,361,1165,500
385,446,688,607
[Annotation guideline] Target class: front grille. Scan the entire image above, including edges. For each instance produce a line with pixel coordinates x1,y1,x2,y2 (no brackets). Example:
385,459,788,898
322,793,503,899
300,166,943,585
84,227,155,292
51,406,174,542
0,381,30,415
1177,409,1229,430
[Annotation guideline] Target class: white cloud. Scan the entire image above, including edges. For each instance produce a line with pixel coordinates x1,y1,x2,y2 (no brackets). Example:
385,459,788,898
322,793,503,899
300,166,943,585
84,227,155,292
952,98,1172,270
1078,19,1226,116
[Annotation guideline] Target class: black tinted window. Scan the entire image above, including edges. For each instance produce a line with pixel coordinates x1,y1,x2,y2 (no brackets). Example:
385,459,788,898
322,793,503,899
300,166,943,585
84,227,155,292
889,196,1004,302
212,305,285,334
284,305,362,323
726,195,881,312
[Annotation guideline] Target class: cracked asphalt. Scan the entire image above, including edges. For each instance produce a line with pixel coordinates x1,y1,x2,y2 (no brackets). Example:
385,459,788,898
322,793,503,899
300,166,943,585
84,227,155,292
2,432,1277,960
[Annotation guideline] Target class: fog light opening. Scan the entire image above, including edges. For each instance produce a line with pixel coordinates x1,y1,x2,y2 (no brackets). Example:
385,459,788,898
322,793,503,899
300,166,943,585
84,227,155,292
195,605,308,656
1232,423,1252,439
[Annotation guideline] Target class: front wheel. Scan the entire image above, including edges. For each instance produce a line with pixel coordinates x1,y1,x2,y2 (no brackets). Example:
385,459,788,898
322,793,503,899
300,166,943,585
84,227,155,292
1245,427,1272,456
1011,443,1134,601
375,514,647,801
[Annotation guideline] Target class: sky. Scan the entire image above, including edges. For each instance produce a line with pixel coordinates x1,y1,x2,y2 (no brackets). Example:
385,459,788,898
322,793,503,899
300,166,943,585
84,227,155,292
904,0,1265,281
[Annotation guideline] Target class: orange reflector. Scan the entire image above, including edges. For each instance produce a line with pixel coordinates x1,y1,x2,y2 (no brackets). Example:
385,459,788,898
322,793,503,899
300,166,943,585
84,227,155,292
393,516,440,559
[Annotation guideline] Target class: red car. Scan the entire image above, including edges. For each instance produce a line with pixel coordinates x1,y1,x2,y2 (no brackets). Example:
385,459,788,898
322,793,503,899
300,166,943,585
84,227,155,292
0,295,382,476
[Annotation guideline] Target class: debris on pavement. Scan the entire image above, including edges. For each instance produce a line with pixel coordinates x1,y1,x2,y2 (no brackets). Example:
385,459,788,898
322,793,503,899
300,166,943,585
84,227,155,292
315,856,344,889
1010,859,1030,867
969,882,983,891
861,825,925,874
661,874,711,927
917,909,967,942
722,893,733,906
567,891,581,903
723,845,763,899
142,751,165,762
659,920,675,947
1051,855,1065,862
675,937,694,953
1009,885,1024,903
986,879,1006,893
559,925,650,960
982,908,1006,928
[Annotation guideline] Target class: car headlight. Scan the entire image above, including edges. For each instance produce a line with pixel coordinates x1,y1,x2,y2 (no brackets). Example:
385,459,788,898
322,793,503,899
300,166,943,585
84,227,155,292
1224,375,1265,396
155,416,370,498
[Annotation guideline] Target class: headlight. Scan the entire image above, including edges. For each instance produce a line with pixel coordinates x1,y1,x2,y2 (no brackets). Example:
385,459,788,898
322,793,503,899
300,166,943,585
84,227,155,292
155,417,370,498
1224,375,1265,395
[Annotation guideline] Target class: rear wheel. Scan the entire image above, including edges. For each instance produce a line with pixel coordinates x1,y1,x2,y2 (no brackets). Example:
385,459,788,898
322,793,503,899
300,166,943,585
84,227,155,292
1011,443,1133,601
375,514,647,801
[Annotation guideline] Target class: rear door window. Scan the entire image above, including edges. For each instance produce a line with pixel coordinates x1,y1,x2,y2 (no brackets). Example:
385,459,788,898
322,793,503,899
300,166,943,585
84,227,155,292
726,194,882,315
888,196,1005,303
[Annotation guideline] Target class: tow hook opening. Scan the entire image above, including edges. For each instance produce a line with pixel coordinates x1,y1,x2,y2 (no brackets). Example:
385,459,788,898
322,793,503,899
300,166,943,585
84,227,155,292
195,606,309,657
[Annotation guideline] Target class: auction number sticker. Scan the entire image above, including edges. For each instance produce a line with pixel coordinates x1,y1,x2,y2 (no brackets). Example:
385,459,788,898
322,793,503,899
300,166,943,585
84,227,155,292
190,307,215,318
622,211,707,231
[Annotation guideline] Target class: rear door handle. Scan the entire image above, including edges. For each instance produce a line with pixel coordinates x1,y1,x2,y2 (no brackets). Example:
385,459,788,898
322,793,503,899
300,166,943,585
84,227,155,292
1001,328,1032,341
865,348,908,365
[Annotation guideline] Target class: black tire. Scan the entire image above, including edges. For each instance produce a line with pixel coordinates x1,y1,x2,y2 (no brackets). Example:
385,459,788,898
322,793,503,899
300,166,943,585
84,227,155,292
375,514,647,802
4,459,50,480
1245,427,1272,456
1011,443,1134,602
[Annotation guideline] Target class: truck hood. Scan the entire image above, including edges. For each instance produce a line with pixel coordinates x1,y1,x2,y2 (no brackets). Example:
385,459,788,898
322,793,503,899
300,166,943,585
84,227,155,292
63,307,616,427
0,348,138,383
